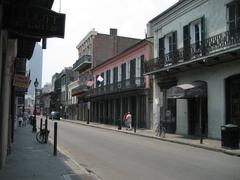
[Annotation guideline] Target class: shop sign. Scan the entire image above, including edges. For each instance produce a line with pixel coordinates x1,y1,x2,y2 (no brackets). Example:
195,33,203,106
2,3,66,38
13,74,29,89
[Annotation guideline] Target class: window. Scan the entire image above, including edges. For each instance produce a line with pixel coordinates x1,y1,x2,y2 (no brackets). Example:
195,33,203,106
190,19,202,50
159,31,177,64
113,67,118,83
106,70,111,85
227,1,240,32
183,17,205,59
121,63,126,81
140,55,144,77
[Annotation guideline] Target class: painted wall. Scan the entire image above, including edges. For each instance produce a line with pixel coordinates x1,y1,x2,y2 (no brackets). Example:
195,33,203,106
176,60,240,139
149,0,233,57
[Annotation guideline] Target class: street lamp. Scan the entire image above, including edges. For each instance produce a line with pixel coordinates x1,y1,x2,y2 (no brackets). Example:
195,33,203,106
32,78,39,132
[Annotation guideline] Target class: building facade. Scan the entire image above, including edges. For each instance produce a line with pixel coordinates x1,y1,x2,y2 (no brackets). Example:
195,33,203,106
0,0,65,169
145,0,240,139
71,28,141,122
90,39,153,128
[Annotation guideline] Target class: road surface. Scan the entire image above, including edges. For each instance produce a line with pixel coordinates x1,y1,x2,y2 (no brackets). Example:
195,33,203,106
47,120,240,180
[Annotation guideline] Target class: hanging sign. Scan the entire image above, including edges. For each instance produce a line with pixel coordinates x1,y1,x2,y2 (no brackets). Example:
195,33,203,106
13,74,30,89
2,3,66,38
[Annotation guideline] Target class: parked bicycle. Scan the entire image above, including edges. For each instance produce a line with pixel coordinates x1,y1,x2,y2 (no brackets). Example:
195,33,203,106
155,122,166,138
36,128,50,144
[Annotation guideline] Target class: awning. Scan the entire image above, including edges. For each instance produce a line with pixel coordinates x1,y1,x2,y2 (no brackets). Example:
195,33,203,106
167,81,207,99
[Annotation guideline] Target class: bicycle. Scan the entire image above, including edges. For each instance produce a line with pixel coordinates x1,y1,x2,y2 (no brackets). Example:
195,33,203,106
36,128,50,144
155,123,166,138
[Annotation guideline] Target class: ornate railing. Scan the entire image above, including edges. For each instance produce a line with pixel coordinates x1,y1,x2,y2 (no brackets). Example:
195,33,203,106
90,77,144,97
145,29,240,73
73,55,92,70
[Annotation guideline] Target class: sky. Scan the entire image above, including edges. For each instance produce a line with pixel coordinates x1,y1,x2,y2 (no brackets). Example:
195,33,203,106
42,0,178,85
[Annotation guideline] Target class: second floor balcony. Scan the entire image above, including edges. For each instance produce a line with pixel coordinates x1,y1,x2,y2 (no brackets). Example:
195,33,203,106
145,29,240,75
90,77,145,97
73,55,92,72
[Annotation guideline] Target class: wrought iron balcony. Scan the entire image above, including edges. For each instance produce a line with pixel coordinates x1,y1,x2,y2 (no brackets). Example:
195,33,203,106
145,29,240,74
90,77,145,97
73,55,92,72
71,79,89,96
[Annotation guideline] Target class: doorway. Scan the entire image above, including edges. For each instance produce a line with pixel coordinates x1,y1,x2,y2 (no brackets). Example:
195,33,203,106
226,74,240,127
188,98,208,136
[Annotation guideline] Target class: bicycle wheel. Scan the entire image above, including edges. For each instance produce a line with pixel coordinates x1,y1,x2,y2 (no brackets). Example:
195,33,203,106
36,131,45,144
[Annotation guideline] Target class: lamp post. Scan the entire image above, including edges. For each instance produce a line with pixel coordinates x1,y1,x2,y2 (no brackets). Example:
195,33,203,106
32,78,39,132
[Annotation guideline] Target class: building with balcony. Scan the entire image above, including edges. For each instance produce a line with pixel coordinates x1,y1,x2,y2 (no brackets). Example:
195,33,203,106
145,0,240,139
90,39,153,128
59,67,76,118
71,28,141,122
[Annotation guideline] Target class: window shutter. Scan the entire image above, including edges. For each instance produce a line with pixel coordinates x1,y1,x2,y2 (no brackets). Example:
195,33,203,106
201,16,205,55
183,25,190,60
140,55,144,76
159,37,165,58
121,63,126,80
172,31,177,52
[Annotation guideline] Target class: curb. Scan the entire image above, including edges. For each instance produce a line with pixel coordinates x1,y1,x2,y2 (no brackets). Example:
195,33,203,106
48,135,102,180
62,119,240,157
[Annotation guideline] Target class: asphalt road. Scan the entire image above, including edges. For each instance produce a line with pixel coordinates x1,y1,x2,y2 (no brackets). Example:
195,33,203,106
48,120,240,180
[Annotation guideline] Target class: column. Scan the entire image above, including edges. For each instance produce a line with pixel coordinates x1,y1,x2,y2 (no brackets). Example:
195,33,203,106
113,99,116,125
135,96,140,131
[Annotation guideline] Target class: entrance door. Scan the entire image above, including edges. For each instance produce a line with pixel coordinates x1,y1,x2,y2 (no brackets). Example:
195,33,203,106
188,98,208,136
226,75,240,127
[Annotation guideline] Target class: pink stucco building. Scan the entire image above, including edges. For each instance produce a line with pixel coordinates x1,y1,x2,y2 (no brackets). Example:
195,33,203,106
90,38,153,129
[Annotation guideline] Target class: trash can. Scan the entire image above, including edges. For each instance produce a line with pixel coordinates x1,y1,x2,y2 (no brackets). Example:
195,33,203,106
221,124,239,149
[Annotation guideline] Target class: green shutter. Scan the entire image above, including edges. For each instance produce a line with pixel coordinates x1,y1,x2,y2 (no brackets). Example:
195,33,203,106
183,24,190,60
159,37,165,58
201,16,205,55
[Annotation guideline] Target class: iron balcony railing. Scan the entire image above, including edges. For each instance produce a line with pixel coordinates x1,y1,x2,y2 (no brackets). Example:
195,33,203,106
145,29,240,73
73,55,92,71
90,77,145,97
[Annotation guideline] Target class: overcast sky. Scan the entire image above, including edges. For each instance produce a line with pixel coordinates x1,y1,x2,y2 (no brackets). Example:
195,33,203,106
42,0,178,85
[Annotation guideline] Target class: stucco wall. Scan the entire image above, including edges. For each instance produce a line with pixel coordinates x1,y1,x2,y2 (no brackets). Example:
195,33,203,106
176,60,240,139
151,0,233,57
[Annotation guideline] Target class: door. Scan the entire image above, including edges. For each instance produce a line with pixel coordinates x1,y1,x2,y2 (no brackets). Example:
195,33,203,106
188,98,208,136
226,75,240,127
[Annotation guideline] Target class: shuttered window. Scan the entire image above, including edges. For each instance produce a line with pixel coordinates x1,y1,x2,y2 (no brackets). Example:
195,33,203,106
227,1,240,32
121,63,126,80
113,67,118,83
106,70,110,85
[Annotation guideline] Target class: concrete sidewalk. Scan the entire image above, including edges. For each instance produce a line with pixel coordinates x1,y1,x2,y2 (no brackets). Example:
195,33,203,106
0,124,99,180
63,119,240,157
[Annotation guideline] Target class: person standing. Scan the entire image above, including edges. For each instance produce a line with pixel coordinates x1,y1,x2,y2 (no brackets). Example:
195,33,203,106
126,112,132,130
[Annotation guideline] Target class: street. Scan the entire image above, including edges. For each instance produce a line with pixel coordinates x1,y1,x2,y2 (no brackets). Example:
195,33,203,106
48,120,240,180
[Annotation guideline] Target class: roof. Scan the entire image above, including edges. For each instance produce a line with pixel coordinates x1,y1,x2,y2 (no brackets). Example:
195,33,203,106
148,0,186,24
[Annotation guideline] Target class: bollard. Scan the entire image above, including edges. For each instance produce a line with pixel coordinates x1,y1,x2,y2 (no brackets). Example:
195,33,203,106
53,122,58,156
40,118,43,131
134,119,136,133
45,118,48,144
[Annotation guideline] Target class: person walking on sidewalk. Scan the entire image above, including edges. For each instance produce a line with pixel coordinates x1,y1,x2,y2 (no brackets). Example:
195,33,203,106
126,112,132,130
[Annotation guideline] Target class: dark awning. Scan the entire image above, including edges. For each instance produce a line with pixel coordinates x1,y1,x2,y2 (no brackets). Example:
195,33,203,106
167,81,207,99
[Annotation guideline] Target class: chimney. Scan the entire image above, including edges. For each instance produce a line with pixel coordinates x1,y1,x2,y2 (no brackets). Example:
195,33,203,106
110,28,117,36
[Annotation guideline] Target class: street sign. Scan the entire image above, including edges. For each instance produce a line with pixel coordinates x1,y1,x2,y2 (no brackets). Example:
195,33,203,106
2,3,66,39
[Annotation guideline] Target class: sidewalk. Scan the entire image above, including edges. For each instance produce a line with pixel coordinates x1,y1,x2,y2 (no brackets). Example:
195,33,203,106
63,119,240,157
0,124,99,180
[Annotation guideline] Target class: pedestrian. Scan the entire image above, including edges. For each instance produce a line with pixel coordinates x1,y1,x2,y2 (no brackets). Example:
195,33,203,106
122,113,127,127
126,112,132,130
18,115,23,127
